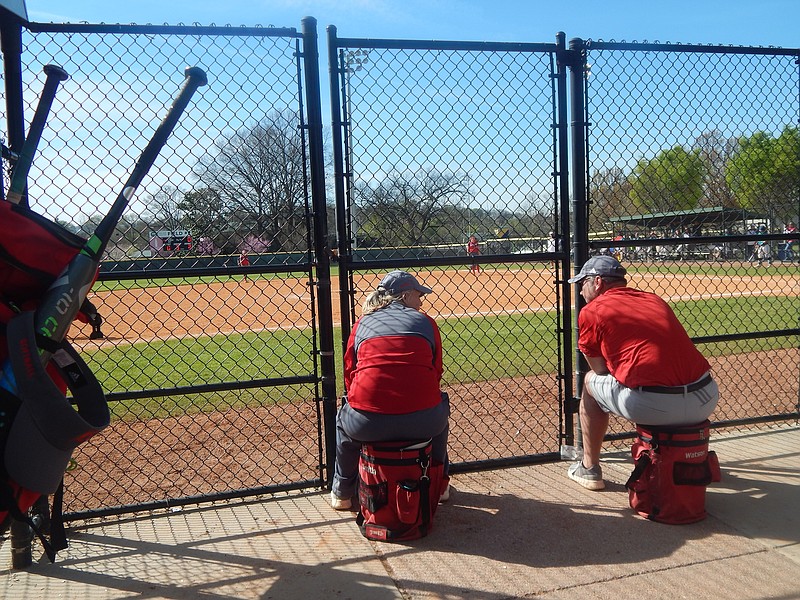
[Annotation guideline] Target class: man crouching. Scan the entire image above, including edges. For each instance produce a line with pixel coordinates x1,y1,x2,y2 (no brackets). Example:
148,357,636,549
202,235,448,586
567,256,718,490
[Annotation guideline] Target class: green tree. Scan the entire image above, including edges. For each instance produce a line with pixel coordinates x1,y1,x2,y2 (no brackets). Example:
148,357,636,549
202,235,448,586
726,126,800,221
177,187,232,252
629,146,705,213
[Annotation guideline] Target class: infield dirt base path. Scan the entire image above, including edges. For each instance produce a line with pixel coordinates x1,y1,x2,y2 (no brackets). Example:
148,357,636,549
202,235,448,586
73,265,799,344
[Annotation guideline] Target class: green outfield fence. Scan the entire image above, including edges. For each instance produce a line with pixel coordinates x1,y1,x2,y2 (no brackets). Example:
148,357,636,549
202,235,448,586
1,15,798,523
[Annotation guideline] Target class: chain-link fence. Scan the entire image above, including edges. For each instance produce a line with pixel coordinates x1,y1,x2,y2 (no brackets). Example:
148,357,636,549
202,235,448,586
3,21,333,518
579,40,800,443
327,32,575,470
2,21,797,521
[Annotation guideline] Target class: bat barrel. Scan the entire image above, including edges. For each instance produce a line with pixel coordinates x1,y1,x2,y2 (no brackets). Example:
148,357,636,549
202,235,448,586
6,64,70,204
93,67,208,248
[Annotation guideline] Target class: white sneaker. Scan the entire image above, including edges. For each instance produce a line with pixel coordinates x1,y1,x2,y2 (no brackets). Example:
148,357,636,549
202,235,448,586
330,491,352,510
439,484,451,503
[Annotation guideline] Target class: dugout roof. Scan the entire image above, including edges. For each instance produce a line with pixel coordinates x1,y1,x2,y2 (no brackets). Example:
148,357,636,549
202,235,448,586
609,206,764,230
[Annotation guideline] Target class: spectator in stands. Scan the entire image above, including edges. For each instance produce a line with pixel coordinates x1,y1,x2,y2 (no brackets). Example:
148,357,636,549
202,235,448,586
331,270,450,509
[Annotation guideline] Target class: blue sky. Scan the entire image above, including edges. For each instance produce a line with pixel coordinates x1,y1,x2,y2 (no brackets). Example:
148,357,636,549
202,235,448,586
23,0,800,49
11,0,799,228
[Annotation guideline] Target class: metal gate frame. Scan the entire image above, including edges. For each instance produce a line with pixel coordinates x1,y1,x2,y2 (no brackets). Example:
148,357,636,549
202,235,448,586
326,29,579,472
2,17,337,519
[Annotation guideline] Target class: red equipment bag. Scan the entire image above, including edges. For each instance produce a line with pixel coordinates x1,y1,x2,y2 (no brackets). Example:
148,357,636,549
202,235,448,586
0,201,109,562
356,439,448,542
626,420,721,524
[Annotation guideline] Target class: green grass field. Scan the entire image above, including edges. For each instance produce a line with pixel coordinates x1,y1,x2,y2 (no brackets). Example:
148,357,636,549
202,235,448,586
85,291,796,421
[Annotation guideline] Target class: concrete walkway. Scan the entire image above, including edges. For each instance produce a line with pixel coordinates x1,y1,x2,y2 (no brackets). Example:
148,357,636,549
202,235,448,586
2,423,798,599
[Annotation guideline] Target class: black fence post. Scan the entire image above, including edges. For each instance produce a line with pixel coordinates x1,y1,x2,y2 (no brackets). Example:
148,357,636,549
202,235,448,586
1,16,26,204
326,25,354,350
300,17,338,487
0,13,36,567
555,32,576,451
567,36,589,452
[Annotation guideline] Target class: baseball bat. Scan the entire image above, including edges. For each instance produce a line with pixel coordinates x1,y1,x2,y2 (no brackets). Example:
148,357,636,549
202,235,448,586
6,64,70,205
6,67,208,374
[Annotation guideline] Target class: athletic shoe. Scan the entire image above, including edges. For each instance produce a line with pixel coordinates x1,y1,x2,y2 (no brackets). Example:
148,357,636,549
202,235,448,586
330,491,352,510
439,484,451,503
89,330,104,340
567,461,605,490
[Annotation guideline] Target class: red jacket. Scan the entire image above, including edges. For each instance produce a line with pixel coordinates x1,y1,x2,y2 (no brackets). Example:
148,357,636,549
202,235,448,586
344,302,443,414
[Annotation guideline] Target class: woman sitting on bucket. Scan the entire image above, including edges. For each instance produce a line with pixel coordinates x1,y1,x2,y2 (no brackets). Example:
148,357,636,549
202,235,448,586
331,270,450,509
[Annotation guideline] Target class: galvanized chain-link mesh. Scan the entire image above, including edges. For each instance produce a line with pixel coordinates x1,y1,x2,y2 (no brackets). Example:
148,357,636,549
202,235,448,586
584,43,799,440
9,25,325,514
337,43,566,465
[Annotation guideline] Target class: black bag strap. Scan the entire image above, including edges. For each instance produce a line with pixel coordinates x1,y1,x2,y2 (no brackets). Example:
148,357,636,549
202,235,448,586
48,479,68,553
637,422,709,449
0,481,57,562
625,452,651,490
359,454,423,467
417,448,431,537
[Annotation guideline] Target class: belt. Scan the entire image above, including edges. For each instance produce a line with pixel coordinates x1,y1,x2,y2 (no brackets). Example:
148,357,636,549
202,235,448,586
639,374,713,395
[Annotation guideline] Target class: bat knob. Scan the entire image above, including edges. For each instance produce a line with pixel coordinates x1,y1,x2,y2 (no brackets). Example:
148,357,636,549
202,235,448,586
43,64,69,82
184,66,208,87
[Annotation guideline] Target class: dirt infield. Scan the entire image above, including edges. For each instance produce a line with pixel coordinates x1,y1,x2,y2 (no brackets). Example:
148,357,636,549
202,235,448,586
74,265,799,344
69,347,798,511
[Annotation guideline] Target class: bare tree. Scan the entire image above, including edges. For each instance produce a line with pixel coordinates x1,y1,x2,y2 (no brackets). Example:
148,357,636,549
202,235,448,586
519,190,558,237
195,110,307,251
142,184,184,232
693,130,739,208
355,168,471,246
589,166,635,231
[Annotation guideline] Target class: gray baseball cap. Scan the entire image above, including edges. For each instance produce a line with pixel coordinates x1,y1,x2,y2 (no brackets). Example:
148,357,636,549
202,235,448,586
567,255,627,284
378,270,433,295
